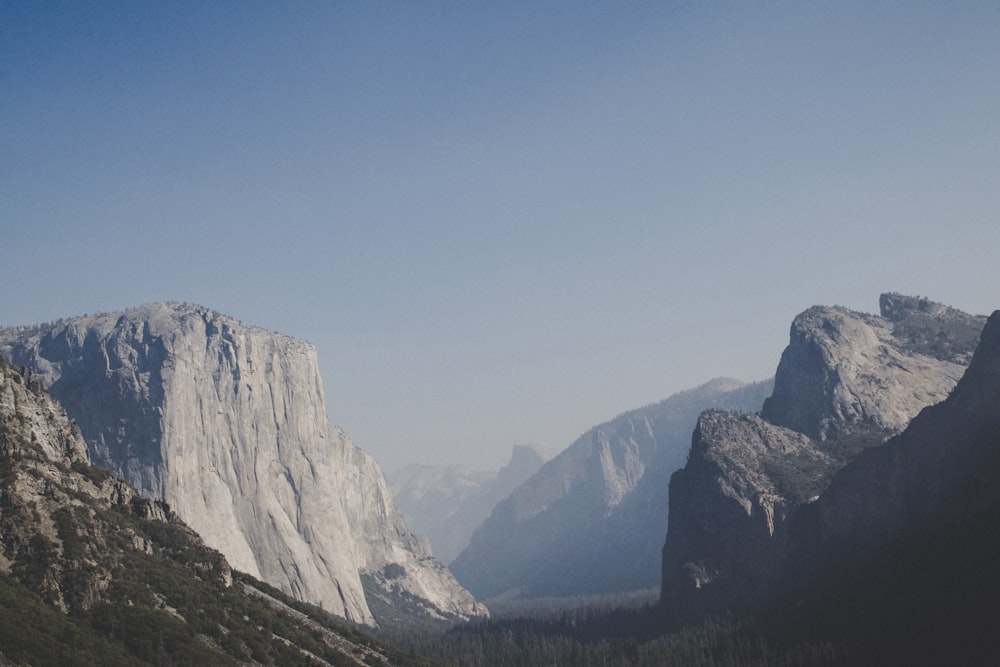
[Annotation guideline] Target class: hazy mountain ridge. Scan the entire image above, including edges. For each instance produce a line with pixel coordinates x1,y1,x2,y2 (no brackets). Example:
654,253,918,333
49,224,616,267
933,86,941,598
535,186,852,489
0,353,417,666
660,293,988,622
390,444,546,563
450,377,774,600
0,302,486,626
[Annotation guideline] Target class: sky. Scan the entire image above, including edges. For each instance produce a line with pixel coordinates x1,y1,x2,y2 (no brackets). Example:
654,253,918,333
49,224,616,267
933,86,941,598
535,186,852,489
3,1,999,472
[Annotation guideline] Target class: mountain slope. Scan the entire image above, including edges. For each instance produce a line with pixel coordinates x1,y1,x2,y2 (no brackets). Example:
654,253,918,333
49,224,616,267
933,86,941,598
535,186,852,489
0,303,485,626
390,445,546,563
758,309,1000,663
450,377,773,600
0,353,425,666
660,294,987,621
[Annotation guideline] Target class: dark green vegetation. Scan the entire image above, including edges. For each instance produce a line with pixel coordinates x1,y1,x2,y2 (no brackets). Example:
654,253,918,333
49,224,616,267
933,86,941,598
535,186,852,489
0,355,431,667
881,292,987,363
762,424,894,503
394,601,850,667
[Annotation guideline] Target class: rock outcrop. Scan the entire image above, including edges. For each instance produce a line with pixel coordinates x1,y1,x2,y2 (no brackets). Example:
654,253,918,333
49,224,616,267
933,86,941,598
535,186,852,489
0,354,421,665
0,303,485,625
390,444,546,564
450,378,773,600
761,296,974,441
797,307,1000,560
758,310,1000,663
0,351,225,613
660,294,987,621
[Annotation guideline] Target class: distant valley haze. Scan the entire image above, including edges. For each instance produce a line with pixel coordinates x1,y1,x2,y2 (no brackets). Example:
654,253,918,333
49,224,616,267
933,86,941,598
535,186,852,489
2,2,999,473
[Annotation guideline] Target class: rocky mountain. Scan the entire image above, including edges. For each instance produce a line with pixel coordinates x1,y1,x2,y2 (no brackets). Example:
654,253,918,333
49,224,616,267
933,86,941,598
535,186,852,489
390,444,546,564
660,294,988,621
0,353,423,666
450,377,773,600
0,302,486,626
766,309,1000,662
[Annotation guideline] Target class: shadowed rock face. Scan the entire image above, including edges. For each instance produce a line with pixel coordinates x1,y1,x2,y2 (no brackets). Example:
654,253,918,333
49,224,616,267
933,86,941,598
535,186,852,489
0,352,226,613
0,303,486,625
661,412,825,615
660,294,987,622
759,311,1000,662
450,377,773,600
803,308,1000,555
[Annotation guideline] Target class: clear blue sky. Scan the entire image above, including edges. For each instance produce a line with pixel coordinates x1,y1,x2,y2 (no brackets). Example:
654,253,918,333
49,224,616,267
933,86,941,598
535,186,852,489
3,1,999,471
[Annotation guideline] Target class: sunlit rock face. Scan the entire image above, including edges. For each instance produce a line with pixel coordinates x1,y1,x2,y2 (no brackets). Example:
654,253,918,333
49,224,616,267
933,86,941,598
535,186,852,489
804,308,1000,555
0,303,486,625
761,294,978,442
660,294,987,621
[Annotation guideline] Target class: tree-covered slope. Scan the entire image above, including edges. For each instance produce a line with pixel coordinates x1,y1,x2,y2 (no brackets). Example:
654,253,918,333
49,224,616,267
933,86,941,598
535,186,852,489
0,353,432,666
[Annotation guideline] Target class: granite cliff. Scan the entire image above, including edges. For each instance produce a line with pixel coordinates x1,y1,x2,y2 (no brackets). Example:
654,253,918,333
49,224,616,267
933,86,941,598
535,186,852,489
0,353,433,664
660,294,987,620
759,309,1000,662
390,444,546,564
0,303,485,626
450,378,773,600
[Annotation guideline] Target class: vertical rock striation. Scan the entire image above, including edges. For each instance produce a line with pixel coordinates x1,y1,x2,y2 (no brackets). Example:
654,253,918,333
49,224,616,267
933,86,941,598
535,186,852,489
0,303,485,625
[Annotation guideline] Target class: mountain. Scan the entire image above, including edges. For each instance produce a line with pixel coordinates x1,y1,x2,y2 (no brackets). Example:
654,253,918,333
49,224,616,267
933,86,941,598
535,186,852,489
390,445,546,564
450,377,773,600
660,293,988,622
0,302,486,626
767,309,1000,662
0,353,425,666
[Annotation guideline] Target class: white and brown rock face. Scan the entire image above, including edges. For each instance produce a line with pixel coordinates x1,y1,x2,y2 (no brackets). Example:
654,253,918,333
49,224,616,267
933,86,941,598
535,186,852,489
660,294,988,621
0,354,223,612
806,308,1000,552
0,361,89,467
0,303,485,625
761,300,974,442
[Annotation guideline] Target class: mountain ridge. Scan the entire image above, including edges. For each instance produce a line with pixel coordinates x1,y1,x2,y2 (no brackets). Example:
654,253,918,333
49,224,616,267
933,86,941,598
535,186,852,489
0,352,432,665
660,293,988,622
0,302,486,626
450,376,773,599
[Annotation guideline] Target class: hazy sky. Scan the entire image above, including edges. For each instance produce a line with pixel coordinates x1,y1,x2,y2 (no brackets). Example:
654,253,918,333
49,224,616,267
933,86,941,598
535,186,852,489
3,2,999,472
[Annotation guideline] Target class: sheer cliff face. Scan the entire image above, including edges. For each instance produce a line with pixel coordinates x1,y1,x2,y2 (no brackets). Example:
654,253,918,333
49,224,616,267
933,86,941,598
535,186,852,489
765,312,1000,659
661,412,827,615
661,294,987,620
807,309,1000,551
450,378,773,600
0,303,485,625
761,300,974,441
0,354,222,614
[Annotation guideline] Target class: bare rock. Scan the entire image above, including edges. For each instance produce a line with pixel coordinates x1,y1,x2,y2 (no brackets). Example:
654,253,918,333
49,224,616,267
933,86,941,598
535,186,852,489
661,294,987,621
761,298,983,442
0,303,484,625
